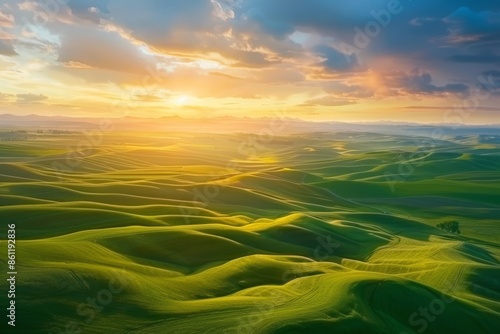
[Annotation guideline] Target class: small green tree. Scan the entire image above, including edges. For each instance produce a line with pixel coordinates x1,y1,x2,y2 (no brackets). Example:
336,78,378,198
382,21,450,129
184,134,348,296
436,221,460,234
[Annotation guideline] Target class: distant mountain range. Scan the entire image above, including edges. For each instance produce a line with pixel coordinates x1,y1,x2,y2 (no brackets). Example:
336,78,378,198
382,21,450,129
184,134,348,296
0,114,499,137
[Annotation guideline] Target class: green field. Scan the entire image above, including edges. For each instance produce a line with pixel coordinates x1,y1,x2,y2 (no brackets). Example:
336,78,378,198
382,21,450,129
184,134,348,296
1,130,499,333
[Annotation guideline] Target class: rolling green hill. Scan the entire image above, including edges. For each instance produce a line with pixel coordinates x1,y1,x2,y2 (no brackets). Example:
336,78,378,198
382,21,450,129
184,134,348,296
1,131,499,333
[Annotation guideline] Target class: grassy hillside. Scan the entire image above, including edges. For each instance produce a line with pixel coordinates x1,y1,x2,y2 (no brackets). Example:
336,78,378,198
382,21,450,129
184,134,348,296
0,131,499,333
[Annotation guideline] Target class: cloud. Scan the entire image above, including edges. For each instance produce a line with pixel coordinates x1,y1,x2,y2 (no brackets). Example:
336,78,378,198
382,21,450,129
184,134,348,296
443,7,500,64
448,53,500,63
0,38,16,56
16,93,48,103
300,95,357,107
211,0,234,21
57,25,154,74
100,0,292,68
236,0,367,39
105,0,219,49
65,0,110,23
133,94,165,102
387,69,469,96
323,82,373,98
478,70,500,95
2,0,500,121
444,7,500,45
256,67,305,83
0,10,14,27
404,105,500,112
314,45,362,72
62,61,93,69
47,1,500,73
0,92,11,101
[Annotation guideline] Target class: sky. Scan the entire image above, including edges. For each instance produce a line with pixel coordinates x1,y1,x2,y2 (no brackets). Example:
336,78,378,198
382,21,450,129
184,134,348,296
0,0,500,123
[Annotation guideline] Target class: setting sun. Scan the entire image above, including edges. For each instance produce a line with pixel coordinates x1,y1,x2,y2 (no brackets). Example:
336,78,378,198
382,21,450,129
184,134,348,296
174,95,190,106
